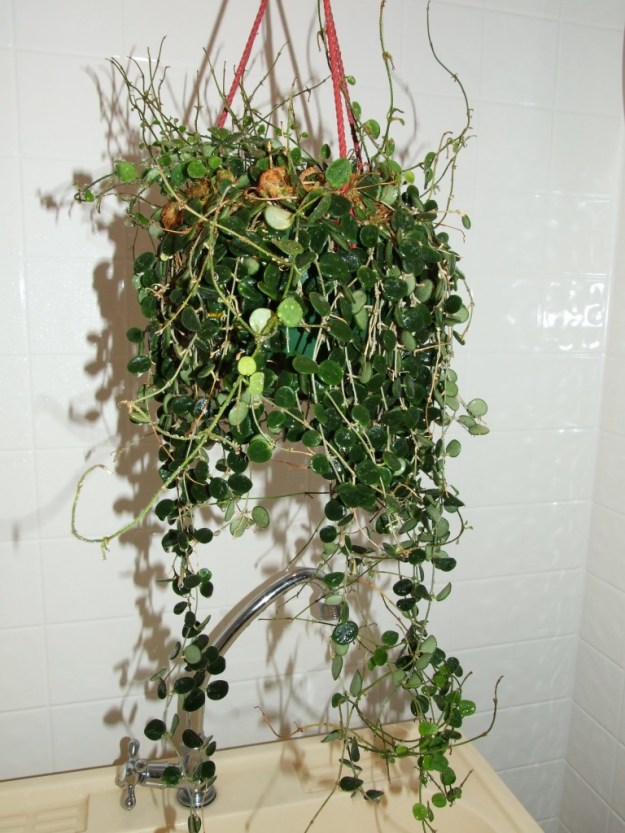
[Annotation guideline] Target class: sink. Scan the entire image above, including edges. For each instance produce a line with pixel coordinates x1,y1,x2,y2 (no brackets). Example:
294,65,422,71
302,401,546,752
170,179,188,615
0,722,542,833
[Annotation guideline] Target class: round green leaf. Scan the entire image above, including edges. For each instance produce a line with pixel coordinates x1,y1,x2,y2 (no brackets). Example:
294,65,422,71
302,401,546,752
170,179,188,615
183,644,202,665
277,297,304,327
467,398,488,418
317,359,343,386
326,158,352,189
251,505,270,529
274,386,297,409
292,355,319,375
207,680,229,700
182,729,203,749
446,439,461,457
249,307,273,334
187,159,206,179
144,718,167,741
181,306,201,332
248,435,273,463
115,160,137,182
127,354,151,374
264,205,293,230
182,688,205,713
237,356,257,376
331,620,359,645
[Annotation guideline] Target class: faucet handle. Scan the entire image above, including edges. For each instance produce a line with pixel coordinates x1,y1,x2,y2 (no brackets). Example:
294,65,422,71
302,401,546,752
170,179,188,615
116,738,141,810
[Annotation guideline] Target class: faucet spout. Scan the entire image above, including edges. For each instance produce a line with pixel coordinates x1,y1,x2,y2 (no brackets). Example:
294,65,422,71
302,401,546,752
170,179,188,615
211,567,340,656
117,567,340,812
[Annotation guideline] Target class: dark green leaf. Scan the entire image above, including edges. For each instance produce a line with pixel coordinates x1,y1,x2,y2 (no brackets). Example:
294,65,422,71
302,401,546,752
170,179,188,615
144,718,167,741
248,435,273,463
339,776,363,792
127,354,151,374
181,306,202,332
183,688,206,712
182,729,204,749
332,620,359,645
207,680,229,700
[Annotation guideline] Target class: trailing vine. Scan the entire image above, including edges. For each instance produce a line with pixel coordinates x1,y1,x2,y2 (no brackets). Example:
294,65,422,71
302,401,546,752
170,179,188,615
73,3,494,831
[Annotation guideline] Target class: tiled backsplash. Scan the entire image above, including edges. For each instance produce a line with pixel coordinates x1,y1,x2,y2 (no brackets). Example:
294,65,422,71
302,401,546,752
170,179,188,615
1,2,624,831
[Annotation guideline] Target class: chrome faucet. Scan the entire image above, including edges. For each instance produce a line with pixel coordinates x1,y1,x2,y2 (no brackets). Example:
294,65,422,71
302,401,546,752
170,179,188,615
117,567,340,811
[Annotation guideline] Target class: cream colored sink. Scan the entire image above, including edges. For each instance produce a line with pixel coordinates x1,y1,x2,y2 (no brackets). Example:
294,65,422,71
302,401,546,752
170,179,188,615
0,724,541,833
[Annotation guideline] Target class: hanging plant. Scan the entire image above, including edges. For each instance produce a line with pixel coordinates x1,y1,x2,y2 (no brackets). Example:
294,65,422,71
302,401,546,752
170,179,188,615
73,1,497,830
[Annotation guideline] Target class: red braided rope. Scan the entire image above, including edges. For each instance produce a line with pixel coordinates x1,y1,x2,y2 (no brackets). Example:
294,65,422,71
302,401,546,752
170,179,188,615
217,0,270,129
322,0,348,159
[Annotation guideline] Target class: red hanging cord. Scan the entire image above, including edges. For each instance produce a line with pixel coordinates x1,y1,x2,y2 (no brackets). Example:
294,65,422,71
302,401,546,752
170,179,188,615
322,0,361,163
217,0,270,128
217,0,360,163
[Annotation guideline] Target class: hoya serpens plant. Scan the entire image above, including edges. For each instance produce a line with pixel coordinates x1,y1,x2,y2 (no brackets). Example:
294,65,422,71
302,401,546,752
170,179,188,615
73,4,495,830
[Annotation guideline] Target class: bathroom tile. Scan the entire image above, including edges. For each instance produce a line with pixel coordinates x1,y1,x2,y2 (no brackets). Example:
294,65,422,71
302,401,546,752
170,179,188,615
453,428,595,507
475,102,553,193
557,765,609,833
461,636,577,711
450,570,583,650
601,355,625,435
0,708,53,779
499,759,565,821
34,445,145,541
556,23,623,116
204,671,318,750
609,743,625,821
454,351,602,430
551,112,622,196
0,627,48,710
540,277,607,354
478,699,571,770
0,0,13,47
588,505,625,595
14,0,123,54
123,0,273,68
41,537,166,625
561,0,625,29
0,258,29,355
0,450,38,542
46,617,149,705
0,50,18,155
608,813,625,833
545,195,614,274
481,12,559,106
484,0,560,15
0,540,43,628
0,156,23,257
17,51,121,162
594,431,625,517
567,704,617,800
401,1,484,98
50,694,153,770
466,190,550,278
30,353,125,450
25,258,124,356
580,575,625,668
454,502,589,580
20,158,118,260
574,640,624,734
0,355,33,449
403,90,479,199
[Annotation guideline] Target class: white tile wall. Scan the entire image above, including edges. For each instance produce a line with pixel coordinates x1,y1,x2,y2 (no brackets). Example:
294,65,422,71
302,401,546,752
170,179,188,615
1,4,624,833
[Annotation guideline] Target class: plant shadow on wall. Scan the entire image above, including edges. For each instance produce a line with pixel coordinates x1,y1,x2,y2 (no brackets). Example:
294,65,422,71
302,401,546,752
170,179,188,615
61,0,332,757
71,1,500,831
